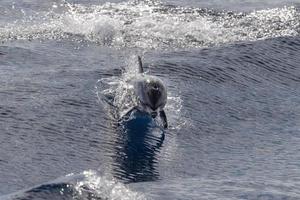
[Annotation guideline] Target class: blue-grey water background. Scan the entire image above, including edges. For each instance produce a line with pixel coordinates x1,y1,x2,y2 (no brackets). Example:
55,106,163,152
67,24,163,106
1,0,300,199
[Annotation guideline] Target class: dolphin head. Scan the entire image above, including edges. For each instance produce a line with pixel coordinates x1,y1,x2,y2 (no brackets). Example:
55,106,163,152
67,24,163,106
135,76,167,118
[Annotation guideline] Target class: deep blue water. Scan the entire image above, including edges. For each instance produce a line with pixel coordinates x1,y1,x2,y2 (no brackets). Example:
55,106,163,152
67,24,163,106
1,0,300,199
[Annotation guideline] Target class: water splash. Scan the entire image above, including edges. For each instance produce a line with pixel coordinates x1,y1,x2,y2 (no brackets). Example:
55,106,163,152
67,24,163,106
96,55,151,118
74,170,147,200
1,1,299,49
1,170,146,200
95,63,139,119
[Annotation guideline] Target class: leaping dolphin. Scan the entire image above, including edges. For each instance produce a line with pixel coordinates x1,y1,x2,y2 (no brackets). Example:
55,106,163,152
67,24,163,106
123,56,168,129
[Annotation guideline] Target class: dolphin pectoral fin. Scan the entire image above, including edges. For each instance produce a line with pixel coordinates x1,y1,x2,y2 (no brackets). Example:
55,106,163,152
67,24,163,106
159,110,168,129
138,56,144,73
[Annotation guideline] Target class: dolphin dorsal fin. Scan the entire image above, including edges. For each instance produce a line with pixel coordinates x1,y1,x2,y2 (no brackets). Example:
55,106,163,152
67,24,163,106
138,56,144,73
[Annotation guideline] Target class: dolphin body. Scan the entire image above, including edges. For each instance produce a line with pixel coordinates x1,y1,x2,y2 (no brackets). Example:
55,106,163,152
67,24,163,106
122,56,168,129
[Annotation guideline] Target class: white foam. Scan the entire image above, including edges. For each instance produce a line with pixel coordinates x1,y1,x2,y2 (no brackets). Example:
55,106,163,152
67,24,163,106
74,170,147,200
1,1,299,49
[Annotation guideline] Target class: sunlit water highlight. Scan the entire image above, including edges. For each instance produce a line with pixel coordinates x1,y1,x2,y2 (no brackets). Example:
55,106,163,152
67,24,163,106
0,1,299,49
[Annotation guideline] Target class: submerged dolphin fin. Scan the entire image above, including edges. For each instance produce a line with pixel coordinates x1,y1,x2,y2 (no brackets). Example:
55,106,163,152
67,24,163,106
159,110,168,129
138,56,144,73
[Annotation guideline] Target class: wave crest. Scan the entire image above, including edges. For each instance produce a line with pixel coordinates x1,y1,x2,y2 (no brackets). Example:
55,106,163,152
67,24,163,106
0,1,299,49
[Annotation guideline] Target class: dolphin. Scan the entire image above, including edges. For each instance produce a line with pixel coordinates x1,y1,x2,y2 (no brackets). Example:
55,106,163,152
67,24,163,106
123,56,168,129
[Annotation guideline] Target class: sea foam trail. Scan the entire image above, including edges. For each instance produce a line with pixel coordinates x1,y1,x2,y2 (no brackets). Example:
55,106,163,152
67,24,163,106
0,0,299,49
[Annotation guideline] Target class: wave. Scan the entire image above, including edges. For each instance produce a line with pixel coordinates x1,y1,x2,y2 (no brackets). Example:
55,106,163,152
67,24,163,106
0,0,299,49
3,174,298,200
1,170,146,200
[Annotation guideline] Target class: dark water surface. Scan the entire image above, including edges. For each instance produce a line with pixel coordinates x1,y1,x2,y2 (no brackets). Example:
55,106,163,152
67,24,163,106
1,0,300,199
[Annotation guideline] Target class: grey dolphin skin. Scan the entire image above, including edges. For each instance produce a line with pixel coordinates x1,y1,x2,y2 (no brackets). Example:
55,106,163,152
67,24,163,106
126,56,168,129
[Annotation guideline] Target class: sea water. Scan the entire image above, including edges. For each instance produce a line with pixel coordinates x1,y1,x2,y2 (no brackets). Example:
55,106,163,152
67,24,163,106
0,0,300,199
